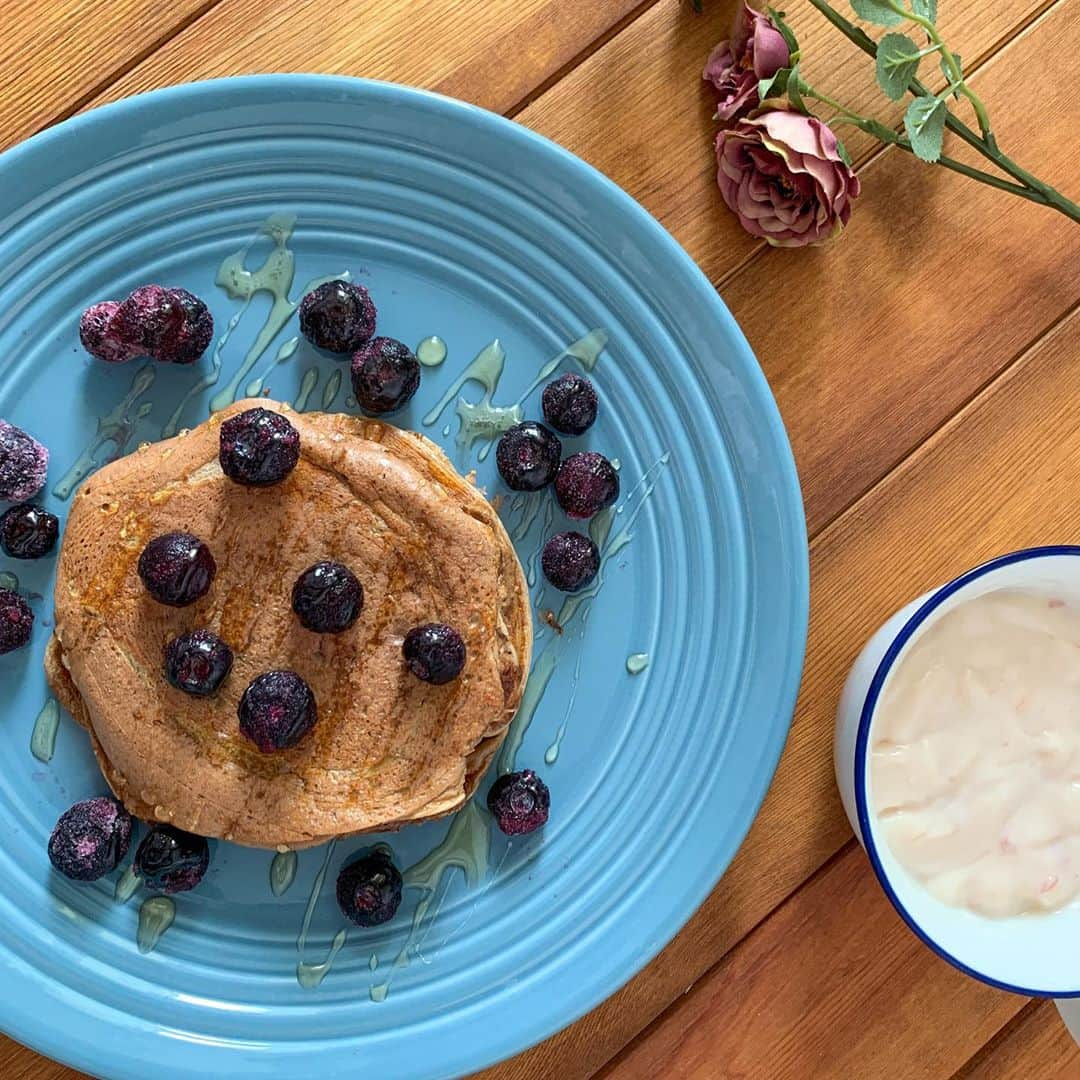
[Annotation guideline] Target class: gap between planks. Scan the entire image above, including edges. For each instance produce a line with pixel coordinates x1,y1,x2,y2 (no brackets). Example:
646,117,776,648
27,0,671,144
505,0,663,118
23,0,227,142
602,297,1080,1075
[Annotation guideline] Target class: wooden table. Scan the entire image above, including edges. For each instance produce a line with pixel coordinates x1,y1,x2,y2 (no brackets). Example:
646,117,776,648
5,0,1079,1076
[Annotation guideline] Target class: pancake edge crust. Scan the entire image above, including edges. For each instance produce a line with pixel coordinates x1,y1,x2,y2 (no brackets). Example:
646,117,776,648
46,401,532,849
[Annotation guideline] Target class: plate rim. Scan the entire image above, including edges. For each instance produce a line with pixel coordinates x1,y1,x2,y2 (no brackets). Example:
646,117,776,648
0,72,809,1079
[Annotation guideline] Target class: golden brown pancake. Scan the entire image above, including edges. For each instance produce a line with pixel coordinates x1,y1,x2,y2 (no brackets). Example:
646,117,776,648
47,399,532,848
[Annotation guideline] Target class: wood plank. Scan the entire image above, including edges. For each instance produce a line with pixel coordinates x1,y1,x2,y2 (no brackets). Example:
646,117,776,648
0,0,216,152
587,293,1080,1080
602,845,1027,1080
523,0,1080,535
729,6,1080,533
518,0,1056,284
88,0,650,117
479,8,1080,1078
0,1034,82,1080
9,4,1076,1080
954,1001,1080,1079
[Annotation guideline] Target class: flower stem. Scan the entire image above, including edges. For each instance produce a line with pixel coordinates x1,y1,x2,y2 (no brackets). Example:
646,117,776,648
812,93,1046,203
799,83,861,120
804,0,1080,223
884,0,994,141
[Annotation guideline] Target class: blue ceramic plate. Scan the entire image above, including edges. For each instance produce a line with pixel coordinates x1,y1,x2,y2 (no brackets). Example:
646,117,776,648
0,76,807,1079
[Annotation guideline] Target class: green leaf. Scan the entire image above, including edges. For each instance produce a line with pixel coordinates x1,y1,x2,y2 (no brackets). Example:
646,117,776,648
786,62,808,113
850,0,904,27
767,7,801,53
758,67,791,101
911,0,937,19
875,32,923,100
904,96,946,161
835,136,854,168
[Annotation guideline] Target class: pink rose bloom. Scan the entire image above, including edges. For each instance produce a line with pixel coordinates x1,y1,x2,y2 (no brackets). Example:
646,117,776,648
702,2,791,122
715,108,861,247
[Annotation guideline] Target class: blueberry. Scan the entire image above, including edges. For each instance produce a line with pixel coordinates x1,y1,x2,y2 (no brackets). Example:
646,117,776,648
351,337,421,415
336,848,403,927
103,285,214,365
291,561,364,634
541,531,600,593
0,588,33,654
134,824,210,894
48,796,133,882
486,770,550,836
238,671,317,752
155,288,214,366
495,422,562,492
541,373,598,436
0,419,49,502
299,279,377,353
112,285,177,358
137,532,217,607
219,407,300,487
402,623,466,685
164,630,233,696
554,451,620,519
79,301,139,364
0,504,59,559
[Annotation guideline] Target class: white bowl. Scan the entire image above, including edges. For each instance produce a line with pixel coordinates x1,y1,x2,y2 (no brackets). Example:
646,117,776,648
835,546,1080,997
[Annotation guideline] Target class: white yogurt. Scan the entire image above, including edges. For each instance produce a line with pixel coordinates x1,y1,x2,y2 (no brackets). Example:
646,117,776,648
871,589,1080,917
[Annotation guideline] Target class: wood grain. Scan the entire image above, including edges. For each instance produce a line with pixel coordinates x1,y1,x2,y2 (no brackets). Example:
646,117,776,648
594,291,1080,1080
5,0,1080,1077
520,0,1080,536
0,0,217,152
955,1001,1080,1079
89,0,651,117
602,844,1026,1080
730,0,1080,534
479,7,1080,1078
0,1036,81,1080
518,0,1058,284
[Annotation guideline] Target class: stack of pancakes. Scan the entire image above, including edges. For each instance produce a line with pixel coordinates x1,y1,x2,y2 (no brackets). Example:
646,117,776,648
47,400,532,848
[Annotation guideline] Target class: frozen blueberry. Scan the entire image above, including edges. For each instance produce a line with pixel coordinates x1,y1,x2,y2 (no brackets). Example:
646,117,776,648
541,373,598,436
137,532,217,607
0,504,59,559
554,451,620,519
103,285,214,365
402,623,466,685
336,848,403,927
0,588,33,654
541,531,600,593
351,337,421,415
219,407,300,487
292,561,364,634
486,770,550,836
238,671,317,752
48,796,133,882
155,287,214,365
79,301,139,364
164,630,233,697
112,284,177,357
134,824,210,894
495,422,562,492
299,279,377,353
0,419,49,502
